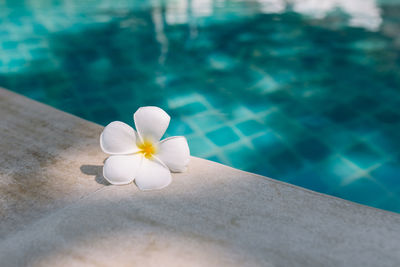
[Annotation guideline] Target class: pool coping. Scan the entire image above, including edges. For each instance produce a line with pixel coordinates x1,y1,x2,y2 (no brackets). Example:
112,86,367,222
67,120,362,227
0,87,399,267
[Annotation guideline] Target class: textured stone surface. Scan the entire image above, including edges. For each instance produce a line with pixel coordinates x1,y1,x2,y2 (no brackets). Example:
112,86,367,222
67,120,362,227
0,88,399,267
0,88,105,238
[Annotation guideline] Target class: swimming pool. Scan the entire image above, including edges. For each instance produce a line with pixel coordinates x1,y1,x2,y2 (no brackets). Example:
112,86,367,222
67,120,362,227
1,0,399,213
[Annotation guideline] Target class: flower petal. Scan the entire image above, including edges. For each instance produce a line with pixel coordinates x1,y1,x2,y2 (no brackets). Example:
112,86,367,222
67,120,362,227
135,158,172,191
134,106,170,142
157,136,190,172
100,121,139,155
103,154,142,185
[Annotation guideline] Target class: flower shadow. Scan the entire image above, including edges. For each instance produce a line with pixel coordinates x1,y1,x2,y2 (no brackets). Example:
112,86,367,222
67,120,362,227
80,164,110,186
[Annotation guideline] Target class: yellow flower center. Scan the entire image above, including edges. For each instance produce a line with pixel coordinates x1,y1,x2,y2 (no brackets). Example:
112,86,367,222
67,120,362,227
138,140,156,159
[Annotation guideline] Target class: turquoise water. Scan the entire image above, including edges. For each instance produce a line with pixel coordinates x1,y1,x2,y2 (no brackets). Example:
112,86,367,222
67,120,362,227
1,0,400,212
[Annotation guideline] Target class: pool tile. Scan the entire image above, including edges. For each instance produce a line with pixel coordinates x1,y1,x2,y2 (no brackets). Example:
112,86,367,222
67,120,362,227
90,106,119,126
193,113,225,131
268,148,304,179
260,111,286,126
206,155,222,164
348,95,379,112
289,169,329,193
331,177,386,206
351,39,387,51
207,53,236,71
294,137,330,162
320,126,357,152
344,142,382,168
376,196,400,213
244,101,273,114
2,41,18,50
172,102,207,116
250,75,280,94
167,93,202,108
344,118,377,137
29,48,50,60
262,111,307,142
281,103,312,121
225,145,258,170
265,90,293,106
8,58,26,69
269,69,297,84
24,88,45,100
230,105,254,121
202,92,228,108
206,126,240,146
324,104,360,123
371,162,400,190
252,131,285,155
250,163,279,179
167,119,194,136
299,114,333,131
33,23,47,34
275,122,308,144
375,110,400,124
236,120,266,136
320,156,360,187
81,95,105,106
187,136,215,157
368,131,400,155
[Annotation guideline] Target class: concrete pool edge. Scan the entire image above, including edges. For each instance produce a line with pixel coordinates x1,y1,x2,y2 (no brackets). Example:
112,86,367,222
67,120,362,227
0,87,399,266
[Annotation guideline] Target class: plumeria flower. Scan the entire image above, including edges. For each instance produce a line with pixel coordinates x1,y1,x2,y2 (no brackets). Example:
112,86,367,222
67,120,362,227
100,106,190,190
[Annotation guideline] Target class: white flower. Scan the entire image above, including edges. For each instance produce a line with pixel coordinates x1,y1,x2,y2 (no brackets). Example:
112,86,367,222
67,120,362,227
100,106,190,191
